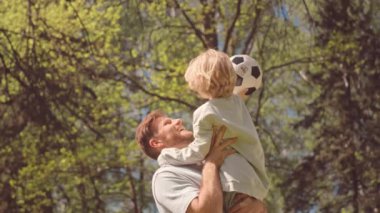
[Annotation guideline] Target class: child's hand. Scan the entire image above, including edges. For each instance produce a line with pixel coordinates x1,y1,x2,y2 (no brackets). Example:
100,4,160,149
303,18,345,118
235,88,249,100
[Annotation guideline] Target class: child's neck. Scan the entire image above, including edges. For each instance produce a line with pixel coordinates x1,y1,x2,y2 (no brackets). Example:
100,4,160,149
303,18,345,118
208,94,233,100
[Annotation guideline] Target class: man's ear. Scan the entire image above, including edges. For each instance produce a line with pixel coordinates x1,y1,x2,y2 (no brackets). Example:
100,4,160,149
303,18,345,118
149,138,164,149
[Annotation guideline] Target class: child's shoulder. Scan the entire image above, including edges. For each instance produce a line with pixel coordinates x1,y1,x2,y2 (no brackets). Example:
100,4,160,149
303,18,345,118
209,95,243,106
194,100,214,115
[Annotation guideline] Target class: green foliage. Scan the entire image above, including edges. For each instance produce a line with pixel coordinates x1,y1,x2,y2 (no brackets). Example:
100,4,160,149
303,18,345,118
283,0,380,212
0,0,378,212
0,0,148,212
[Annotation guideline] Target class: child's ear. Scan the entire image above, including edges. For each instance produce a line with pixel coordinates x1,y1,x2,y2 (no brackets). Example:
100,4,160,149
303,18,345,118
149,138,164,149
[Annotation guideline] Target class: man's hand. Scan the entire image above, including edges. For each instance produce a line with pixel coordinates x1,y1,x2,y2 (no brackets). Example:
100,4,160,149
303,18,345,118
205,125,237,168
229,193,267,213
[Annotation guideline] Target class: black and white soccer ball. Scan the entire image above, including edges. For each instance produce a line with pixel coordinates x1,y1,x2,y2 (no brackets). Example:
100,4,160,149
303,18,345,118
230,55,262,95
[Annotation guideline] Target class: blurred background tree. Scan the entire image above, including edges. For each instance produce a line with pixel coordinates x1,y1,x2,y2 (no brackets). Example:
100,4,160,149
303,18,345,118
0,0,378,212
284,0,380,212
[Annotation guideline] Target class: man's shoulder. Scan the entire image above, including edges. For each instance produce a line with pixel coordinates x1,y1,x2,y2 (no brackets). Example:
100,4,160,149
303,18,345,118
152,165,201,213
153,164,202,180
155,164,202,174
153,164,178,176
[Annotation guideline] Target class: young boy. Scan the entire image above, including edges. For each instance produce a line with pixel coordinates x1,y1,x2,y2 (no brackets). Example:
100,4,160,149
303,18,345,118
157,49,269,211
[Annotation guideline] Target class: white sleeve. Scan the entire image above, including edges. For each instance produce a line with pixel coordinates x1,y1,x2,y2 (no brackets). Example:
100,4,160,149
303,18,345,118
158,114,213,165
152,170,199,213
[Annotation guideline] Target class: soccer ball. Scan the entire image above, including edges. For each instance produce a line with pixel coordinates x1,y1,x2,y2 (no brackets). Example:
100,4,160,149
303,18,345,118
230,55,262,95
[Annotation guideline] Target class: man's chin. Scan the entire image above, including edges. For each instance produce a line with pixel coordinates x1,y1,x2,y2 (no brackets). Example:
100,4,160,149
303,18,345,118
184,132,194,141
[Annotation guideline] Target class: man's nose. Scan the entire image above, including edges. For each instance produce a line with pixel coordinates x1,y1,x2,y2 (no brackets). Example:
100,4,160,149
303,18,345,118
173,119,182,125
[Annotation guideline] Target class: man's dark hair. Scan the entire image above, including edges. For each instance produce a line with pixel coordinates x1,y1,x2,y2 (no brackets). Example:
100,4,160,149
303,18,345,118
135,110,165,160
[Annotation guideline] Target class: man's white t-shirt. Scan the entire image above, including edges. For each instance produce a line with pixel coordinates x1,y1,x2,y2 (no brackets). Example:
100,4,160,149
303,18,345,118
152,164,202,213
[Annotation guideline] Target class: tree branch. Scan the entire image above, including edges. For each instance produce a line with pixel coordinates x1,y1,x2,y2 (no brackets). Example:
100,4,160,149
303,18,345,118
264,56,317,73
223,0,242,52
302,0,314,23
67,2,96,55
61,101,104,139
262,125,281,154
200,0,218,49
258,14,274,60
126,166,139,213
116,71,197,110
242,0,264,54
173,0,208,49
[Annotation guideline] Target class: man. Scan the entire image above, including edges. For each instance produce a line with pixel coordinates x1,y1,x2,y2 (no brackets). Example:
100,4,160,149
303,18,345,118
135,110,267,213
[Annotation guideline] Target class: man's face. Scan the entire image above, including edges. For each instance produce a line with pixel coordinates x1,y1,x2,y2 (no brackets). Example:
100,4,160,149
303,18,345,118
152,116,194,149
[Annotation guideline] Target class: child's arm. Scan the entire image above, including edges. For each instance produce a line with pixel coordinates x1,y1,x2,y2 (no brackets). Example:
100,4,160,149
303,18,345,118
159,116,213,165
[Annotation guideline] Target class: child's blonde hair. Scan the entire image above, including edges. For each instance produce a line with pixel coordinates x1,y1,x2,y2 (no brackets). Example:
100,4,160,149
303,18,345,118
184,49,236,99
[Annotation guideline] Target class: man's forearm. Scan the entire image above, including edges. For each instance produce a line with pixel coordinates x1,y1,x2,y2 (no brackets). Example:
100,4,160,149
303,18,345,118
187,162,223,213
200,162,223,211
187,125,235,213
